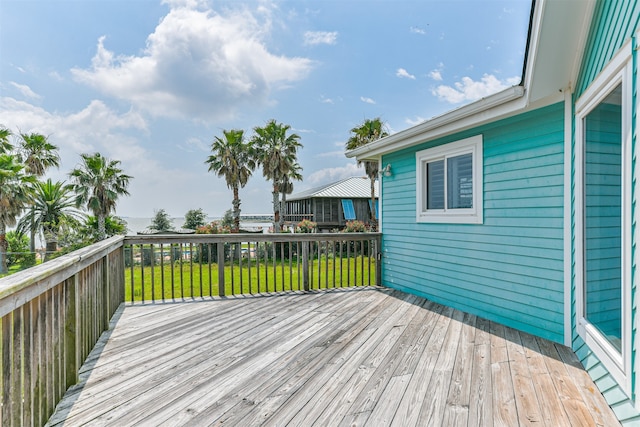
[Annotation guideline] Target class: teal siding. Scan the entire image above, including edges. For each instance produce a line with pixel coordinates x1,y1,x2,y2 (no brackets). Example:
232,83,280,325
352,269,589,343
381,103,565,342
571,0,640,422
575,0,640,98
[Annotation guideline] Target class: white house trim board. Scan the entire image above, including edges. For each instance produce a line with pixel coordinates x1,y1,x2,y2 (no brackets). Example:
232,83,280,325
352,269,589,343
564,89,572,347
574,41,633,396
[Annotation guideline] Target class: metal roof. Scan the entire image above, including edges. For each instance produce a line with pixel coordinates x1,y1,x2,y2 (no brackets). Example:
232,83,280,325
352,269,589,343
288,176,378,201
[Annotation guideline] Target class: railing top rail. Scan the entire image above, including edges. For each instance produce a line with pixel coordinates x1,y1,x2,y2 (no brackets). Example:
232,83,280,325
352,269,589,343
123,232,382,245
0,235,125,315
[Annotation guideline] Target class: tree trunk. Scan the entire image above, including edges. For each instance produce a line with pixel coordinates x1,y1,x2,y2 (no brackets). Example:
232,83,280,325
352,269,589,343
29,207,36,253
279,192,287,231
232,186,241,233
0,222,7,274
272,184,280,233
98,214,106,240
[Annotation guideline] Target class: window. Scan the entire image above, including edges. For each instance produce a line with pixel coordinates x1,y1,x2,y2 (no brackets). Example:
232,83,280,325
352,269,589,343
416,135,483,223
575,41,631,394
341,199,356,220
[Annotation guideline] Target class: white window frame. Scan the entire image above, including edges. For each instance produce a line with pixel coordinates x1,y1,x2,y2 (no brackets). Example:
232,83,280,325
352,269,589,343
415,135,483,224
574,40,632,395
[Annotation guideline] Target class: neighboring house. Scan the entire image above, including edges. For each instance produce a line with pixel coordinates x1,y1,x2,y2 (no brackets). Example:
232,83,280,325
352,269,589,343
347,0,640,423
285,176,378,231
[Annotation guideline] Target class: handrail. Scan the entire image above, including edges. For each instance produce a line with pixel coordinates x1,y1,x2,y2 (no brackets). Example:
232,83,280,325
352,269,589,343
0,235,125,426
122,232,381,302
0,231,381,426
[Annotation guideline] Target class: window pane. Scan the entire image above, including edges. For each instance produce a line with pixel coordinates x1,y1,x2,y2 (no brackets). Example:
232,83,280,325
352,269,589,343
584,84,622,353
426,160,444,209
447,153,473,209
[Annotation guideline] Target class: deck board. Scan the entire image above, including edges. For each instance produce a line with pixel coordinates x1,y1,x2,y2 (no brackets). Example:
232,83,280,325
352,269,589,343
46,287,620,426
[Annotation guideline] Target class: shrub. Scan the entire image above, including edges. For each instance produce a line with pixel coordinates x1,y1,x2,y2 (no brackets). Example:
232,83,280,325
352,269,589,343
296,219,317,233
343,220,367,233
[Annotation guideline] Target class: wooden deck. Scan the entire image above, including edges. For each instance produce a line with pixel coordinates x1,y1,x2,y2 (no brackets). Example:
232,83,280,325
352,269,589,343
46,287,619,426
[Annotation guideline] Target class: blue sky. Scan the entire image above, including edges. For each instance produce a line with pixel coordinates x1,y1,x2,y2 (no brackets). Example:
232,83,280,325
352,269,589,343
0,0,531,218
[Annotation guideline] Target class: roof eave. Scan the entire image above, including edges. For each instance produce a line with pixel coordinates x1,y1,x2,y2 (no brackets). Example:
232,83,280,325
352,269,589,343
346,85,526,160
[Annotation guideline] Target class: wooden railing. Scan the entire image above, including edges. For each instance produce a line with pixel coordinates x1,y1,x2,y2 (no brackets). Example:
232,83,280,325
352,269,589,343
0,232,380,426
0,236,125,426
123,233,382,302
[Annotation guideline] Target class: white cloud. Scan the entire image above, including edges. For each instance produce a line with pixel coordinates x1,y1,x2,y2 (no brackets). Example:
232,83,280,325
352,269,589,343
428,70,442,81
0,95,241,218
432,74,520,104
360,96,375,104
304,31,338,46
71,3,314,122
320,96,334,104
306,162,363,185
405,116,426,126
396,68,415,80
9,82,41,100
410,26,426,35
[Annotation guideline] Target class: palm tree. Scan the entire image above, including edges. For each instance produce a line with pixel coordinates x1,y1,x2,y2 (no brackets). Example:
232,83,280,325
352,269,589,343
346,117,389,230
17,179,83,261
206,129,255,232
278,162,302,231
0,127,12,153
252,120,302,232
0,154,34,273
69,153,133,241
17,132,61,253
18,132,60,176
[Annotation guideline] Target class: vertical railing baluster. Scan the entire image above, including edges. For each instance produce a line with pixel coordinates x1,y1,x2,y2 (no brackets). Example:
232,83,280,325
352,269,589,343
207,243,213,297
264,242,269,293
288,241,293,292
229,243,238,295
217,242,225,297
189,243,194,299
271,242,276,292
296,241,301,291
332,240,336,288
239,243,244,295
256,242,261,293
199,243,203,298
349,239,353,287
324,241,329,289
360,240,364,286
139,244,145,303
150,244,155,302
129,243,134,302
302,240,309,292
170,243,175,300
248,242,254,294
160,243,165,301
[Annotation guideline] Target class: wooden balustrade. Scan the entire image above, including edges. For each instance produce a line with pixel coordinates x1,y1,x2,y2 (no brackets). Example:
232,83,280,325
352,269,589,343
0,231,380,426
0,236,125,426
123,232,382,302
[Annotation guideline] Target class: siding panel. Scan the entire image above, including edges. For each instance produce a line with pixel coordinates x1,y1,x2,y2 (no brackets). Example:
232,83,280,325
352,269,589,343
572,1,640,422
381,103,565,342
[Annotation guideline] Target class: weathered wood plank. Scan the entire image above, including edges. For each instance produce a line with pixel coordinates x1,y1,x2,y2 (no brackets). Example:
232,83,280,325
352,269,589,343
504,326,543,425
536,337,597,426
468,317,493,427
519,331,572,427
390,305,454,427
442,312,477,427
554,343,621,427
490,321,518,427
44,289,620,427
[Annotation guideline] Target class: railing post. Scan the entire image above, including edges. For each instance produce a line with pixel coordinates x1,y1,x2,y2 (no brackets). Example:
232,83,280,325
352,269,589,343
217,242,225,297
302,241,310,292
375,236,382,287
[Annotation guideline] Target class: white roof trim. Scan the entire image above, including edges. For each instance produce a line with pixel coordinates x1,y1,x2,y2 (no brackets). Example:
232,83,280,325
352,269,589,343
346,85,525,159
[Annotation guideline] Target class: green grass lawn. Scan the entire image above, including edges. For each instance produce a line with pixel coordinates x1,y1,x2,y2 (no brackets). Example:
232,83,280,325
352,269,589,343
125,256,376,302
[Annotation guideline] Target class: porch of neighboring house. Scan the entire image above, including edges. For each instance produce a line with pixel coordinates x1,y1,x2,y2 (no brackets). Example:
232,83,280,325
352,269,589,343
47,288,618,426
